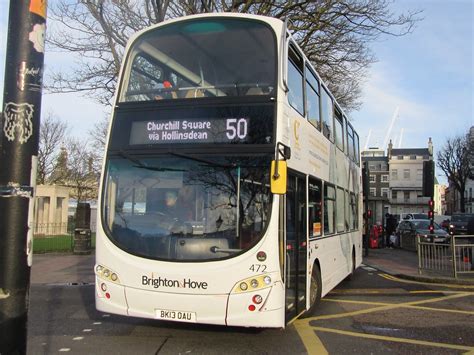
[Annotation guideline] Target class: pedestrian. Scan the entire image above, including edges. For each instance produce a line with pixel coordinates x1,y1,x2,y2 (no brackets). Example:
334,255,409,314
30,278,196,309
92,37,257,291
385,214,397,248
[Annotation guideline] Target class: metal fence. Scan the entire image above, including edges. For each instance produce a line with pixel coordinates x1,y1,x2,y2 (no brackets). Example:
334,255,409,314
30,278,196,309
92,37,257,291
32,222,96,253
417,235,474,279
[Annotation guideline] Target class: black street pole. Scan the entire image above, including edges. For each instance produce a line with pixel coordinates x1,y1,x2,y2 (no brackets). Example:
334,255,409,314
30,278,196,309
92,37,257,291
0,1,47,353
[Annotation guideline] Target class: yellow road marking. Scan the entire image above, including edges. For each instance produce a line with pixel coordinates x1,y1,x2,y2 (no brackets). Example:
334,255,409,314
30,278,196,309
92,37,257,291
306,292,472,321
379,274,474,289
404,305,474,315
311,326,474,352
324,298,389,306
330,288,407,294
294,320,328,355
324,297,474,315
409,290,467,294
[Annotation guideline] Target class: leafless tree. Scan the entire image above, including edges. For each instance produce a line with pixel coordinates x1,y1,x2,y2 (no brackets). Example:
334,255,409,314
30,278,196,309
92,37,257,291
37,113,69,184
47,0,421,111
437,135,472,213
63,138,101,202
88,115,109,153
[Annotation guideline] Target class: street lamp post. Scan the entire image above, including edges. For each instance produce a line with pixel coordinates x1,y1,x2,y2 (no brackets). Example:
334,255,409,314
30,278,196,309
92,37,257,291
0,1,47,353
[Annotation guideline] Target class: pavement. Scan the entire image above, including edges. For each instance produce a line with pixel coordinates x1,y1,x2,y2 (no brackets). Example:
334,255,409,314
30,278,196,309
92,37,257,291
30,247,474,286
363,247,474,285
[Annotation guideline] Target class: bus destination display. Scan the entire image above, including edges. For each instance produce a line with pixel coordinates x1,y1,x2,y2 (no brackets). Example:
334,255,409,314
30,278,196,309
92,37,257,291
129,118,250,145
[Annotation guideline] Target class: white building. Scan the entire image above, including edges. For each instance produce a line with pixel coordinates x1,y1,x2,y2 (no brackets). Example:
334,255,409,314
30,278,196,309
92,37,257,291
35,185,71,235
387,138,433,215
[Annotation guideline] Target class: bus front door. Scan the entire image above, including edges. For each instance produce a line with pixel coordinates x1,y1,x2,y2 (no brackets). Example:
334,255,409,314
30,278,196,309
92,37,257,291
285,173,307,322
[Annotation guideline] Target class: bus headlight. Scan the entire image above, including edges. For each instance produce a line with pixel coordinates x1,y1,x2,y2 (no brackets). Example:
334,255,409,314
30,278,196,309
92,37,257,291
232,274,273,293
95,264,121,284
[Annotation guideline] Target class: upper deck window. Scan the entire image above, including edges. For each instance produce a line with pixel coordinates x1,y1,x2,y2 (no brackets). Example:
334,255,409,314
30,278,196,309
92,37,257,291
321,86,334,141
119,18,276,102
305,65,320,130
287,45,305,115
334,107,344,151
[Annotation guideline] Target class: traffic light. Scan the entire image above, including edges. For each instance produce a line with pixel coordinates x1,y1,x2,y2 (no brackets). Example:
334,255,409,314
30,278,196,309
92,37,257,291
429,223,435,234
367,209,372,218
423,160,435,197
428,199,435,235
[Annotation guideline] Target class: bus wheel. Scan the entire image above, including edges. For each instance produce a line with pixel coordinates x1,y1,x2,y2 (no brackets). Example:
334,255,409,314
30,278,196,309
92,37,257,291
302,265,321,318
346,250,356,281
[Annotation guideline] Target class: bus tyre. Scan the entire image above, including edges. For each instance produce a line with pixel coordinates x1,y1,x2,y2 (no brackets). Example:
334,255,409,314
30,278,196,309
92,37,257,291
346,250,356,280
302,265,321,318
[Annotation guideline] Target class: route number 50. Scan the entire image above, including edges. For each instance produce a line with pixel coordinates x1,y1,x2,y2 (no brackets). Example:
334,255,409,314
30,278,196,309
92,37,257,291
226,118,248,140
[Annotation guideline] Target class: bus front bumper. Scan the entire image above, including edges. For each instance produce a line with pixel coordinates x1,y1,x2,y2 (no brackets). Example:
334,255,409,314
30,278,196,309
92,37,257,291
95,278,285,328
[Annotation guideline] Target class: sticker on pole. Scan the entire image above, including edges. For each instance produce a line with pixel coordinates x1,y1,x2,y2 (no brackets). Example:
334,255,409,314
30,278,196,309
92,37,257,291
3,102,35,144
29,23,46,53
30,0,48,19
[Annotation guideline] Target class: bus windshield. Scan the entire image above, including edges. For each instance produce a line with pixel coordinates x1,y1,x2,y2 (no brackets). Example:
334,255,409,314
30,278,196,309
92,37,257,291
102,154,272,261
119,18,276,102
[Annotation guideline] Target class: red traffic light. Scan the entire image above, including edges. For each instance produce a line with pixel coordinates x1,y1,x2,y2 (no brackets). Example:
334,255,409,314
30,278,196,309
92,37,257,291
429,223,435,233
367,209,372,218
428,200,434,209
428,210,434,219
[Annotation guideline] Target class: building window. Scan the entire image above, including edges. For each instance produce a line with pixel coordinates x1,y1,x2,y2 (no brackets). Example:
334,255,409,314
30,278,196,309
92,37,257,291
404,169,410,179
404,191,410,202
391,169,398,180
381,175,389,182
416,169,422,181
381,188,389,198
392,191,398,199
410,155,416,160
397,155,404,160
370,188,376,197
369,175,376,183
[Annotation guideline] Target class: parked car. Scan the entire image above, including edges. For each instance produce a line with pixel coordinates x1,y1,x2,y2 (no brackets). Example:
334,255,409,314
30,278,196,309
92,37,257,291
449,213,474,235
396,219,449,250
401,213,429,220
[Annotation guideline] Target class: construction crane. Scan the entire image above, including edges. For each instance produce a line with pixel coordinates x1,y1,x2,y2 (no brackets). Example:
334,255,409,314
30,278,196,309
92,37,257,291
383,106,400,150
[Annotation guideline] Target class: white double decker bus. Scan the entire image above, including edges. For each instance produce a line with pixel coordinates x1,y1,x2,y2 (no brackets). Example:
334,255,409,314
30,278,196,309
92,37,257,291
96,13,362,328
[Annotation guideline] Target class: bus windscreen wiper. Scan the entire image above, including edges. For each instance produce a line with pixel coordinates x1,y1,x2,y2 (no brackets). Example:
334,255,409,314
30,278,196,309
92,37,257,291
117,150,185,172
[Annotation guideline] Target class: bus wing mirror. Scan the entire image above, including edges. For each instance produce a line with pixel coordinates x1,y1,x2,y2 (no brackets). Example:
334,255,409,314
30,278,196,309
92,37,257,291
271,160,287,194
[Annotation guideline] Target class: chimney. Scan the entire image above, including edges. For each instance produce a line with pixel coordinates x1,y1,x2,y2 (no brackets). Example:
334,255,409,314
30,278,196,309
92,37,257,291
428,137,433,157
387,139,393,159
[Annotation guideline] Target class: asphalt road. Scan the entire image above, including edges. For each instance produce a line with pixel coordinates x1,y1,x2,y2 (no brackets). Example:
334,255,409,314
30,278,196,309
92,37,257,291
27,267,474,354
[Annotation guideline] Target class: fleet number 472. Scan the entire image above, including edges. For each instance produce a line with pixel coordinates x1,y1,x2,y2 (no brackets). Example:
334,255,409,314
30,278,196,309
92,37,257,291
249,264,267,272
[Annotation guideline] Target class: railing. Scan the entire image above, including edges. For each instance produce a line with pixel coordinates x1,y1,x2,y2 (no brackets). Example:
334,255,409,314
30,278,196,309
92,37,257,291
452,235,474,278
417,235,474,279
33,222,96,253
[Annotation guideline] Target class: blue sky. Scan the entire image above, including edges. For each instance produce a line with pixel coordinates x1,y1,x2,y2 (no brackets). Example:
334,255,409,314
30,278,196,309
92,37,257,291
1,0,473,184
